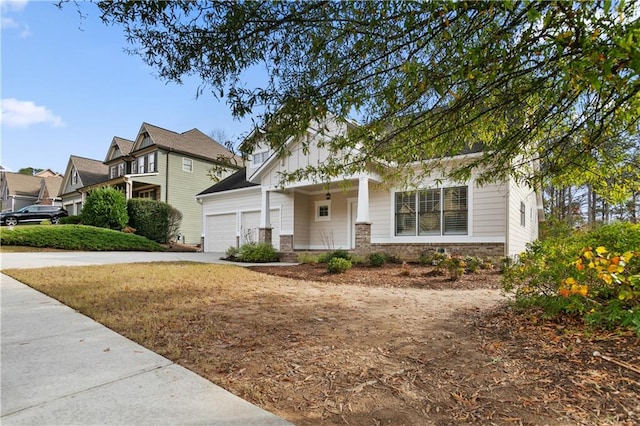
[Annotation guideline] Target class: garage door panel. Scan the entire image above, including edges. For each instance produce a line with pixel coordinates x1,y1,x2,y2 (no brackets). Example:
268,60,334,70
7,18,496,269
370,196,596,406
206,214,236,252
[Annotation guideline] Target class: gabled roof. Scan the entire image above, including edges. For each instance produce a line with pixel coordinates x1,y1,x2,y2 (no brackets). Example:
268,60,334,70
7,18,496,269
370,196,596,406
71,155,110,187
2,172,42,197
59,155,110,196
133,122,242,165
39,175,63,201
197,168,258,197
105,137,135,162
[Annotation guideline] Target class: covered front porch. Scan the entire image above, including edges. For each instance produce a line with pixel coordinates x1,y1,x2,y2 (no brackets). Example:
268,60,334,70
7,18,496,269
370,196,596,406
257,174,381,254
81,174,162,202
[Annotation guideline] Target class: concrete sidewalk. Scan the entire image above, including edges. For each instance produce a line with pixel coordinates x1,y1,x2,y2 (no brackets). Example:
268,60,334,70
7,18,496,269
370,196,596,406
0,258,292,425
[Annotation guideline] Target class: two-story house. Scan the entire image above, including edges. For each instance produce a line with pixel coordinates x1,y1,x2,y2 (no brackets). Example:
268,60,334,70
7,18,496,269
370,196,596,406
59,123,240,245
197,115,541,259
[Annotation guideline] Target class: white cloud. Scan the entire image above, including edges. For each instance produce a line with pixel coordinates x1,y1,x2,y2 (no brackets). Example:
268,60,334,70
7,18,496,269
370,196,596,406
1,0,30,37
1,16,18,29
0,0,29,13
1,98,65,128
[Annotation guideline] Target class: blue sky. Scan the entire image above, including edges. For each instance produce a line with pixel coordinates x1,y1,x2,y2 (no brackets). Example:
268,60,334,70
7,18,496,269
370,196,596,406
1,0,256,174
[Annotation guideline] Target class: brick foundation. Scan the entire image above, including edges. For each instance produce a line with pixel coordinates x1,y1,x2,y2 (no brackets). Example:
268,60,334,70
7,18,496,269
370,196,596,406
370,242,505,262
355,222,371,253
279,234,294,252
258,228,273,246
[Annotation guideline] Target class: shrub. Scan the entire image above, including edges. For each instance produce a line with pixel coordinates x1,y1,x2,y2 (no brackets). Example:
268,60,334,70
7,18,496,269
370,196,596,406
318,249,352,263
501,222,640,335
59,215,82,225
236,242,279,263
441,255,466,281
464,256,482,273
327,257,352,273
368,252,386,267
81,187,128,230
127,199,183,244
0,225,165,251
224,246,239,261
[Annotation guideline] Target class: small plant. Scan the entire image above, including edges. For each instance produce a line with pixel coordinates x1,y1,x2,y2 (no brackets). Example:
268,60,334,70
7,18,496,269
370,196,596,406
368,252,386,267
224,246,239,261
327,257,352,273
480,257,495,270
319,249,352,263
465,256,482,273
418,253,431,266
384,254,402,264
442,255,466,281
399,261,412,276
39,220,52,225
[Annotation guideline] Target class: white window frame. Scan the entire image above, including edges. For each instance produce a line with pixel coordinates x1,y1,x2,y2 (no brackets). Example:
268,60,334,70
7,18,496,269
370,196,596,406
138,156,145,174
520,201,526,227
110,165,117,179
71,168,78,185
252,151,269,166
118,162,125,176
315,200,331,221
182,158,193,172
394,186,468,236
147,153,155,172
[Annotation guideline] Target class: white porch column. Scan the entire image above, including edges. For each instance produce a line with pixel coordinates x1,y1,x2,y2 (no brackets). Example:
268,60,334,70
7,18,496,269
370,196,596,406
260,188,271,228
356,176,370,223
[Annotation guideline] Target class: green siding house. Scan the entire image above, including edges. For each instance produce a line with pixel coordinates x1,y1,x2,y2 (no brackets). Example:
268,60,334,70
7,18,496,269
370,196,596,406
59,123,240,245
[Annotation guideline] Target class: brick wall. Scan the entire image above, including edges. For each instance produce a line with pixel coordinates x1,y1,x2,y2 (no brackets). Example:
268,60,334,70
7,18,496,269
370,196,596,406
370,242,505,261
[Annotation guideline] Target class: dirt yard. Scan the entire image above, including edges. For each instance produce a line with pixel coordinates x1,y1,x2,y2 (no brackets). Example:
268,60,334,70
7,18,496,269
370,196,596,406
6,261,638,425
206,263,638,425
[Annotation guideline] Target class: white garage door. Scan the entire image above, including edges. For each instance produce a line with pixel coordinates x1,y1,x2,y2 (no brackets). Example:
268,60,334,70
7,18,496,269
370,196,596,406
240,210,280,250
205,213,236,252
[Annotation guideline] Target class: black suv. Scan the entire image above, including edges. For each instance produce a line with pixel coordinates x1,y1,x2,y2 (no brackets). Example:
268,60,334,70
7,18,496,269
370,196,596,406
0,205,68,226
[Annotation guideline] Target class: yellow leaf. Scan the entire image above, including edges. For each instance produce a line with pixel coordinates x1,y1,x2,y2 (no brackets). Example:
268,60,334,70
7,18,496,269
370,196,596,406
595,246,607,255
584,250,594,260
565,277,576,285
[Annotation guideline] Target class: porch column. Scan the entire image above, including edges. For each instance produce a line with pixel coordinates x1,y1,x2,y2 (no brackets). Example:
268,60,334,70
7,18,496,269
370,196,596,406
356,176,370,223
259,188,272,246
355,176,372,253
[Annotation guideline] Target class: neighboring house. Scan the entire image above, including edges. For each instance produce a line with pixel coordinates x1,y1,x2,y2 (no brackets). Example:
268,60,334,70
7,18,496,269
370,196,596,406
59,123,240,244
59,156,110,215
1,171,64,211
197,116,541,259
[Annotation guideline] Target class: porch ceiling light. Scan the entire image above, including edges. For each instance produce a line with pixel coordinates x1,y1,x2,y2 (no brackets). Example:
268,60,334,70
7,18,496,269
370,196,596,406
325,192,331,200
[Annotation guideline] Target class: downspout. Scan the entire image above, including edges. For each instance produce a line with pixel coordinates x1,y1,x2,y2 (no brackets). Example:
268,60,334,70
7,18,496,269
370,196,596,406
165,151,170,203
505,182,510,257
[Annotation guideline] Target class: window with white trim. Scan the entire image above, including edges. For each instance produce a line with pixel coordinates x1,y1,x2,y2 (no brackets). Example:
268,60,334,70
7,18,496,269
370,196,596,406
118,162,125,176
110,165,117,179
252,151,269,166
182,158,193,172
395,186,468,236
138,156,145,174
138,189,155,199
520,201,526,227
315,200,331,221
147,153,156,172
71,168,78,185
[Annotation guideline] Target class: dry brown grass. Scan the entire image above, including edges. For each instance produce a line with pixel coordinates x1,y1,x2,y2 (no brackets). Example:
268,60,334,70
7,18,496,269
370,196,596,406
2,262,268,354
3,262,638,425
